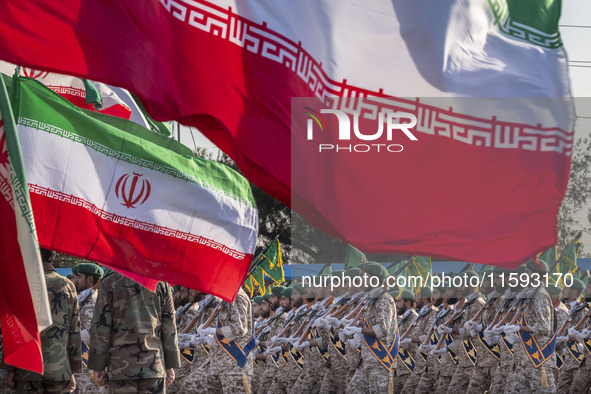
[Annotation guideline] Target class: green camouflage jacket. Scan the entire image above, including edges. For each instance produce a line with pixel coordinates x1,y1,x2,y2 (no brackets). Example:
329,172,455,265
87,271,180,379
10,269,81,381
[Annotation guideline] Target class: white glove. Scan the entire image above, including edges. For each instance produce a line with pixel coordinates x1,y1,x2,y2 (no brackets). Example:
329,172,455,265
399,338,413,350
80,329,91,344
491,326,505,335
265,346,282,356
506,333,520,346
483,328,494,338
294,341,309,352
203,335,215,346
348,336,362,349
178,340,192,349
418,344,435,353
289,337,300,346
469,329,478,338
419,335,427,342
255,339,260,346
430,347,447,356
343,326,362,336
437,326,453,335
568,328,585,342
198,327,217,337
339,331,347,343
556,336,568,344
326,317,341,328
177,333,194,342
312,318,325,329
464,321,482,332
484,334,500,345
582,329,591,339
503,325,521,335
190,335,205,348
341,318,353,327
272,337,291,346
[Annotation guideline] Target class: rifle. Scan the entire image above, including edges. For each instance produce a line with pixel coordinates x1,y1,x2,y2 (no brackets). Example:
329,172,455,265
420,306,452,346
555,302,589,338
432,292,481,351
343,287,389,329
181,296,218,334
182,302,222,334
488,290,516,329
328,291,365,318
275,305,313,338
399,304,436,341
466,291,503,325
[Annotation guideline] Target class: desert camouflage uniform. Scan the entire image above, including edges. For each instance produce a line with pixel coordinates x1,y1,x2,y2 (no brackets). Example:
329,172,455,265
167,301,199,392
252,317,270,394
401,304,436,394
257,311,287,394
319,321,349,394
466,293,502,394
292,302,331,393
209,288,253,394
505,287,556,394
88,272,180,393
416,306,452,394
446,295,484,393
556,301,587,393
393,308,418,394
347,292,397,394
74,289,106,394
551,301,569,385
570,349,591,394
9,269,81,394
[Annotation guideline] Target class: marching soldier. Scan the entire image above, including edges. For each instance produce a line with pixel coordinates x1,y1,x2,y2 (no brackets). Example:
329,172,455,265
549,282,569,385
202,286,254,393
566,278,591,394
393,289,418,394
4,248,81,393
433,285,459,394
88,270,180,393
71,262,105,394
345,262,397,394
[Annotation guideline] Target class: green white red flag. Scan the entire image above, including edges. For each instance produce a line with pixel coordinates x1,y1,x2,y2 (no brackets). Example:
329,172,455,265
0,75,51,373
0,0,575,265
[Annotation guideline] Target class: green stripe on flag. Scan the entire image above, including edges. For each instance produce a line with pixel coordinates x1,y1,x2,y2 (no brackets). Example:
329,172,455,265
16,77,256,208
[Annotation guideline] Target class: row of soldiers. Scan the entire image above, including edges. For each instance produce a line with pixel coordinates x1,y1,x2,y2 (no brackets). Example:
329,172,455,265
3,253,591,394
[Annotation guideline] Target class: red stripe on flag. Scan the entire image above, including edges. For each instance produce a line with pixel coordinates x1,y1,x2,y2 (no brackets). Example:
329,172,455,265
31,193,252,302
0,197,43,373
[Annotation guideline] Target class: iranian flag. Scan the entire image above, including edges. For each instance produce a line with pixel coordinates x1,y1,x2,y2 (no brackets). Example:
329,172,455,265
0,76,51,373
10,76,258,301
0,0,574,265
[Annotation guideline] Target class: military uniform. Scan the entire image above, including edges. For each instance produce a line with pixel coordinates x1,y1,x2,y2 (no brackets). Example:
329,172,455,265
551,300,569,386
209,288,253,394
257,310,287,394
9,268,81,394
167,301,199,392
504,287,556,394
75,288,107,394
319,298,351,394
393,308,418,394
401,304,437,393
416,306,452,394
88,272,180,393
347,291,397,394
556,301,587,393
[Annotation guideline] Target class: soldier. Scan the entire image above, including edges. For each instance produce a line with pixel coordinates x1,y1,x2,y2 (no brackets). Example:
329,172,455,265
253,296,263,321
439,271,484,393
4,248,81,393
200,286,253,393
88,270,180,393
433,285,459,394
393,289,418,394
252,293,274,393
71,262,105,394
549,282,569,385
345,262,397,394
503,260,556,393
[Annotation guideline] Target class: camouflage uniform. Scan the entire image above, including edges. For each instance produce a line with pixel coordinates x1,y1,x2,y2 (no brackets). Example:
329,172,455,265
257,311,287,394
416,306,452,394
393,308,418,394
569,353,591,394
292,303,331,393
8,268,81,394
447,295,484,393
401,305,437,393
347,292,397,394
167,301,199,392
319,322,349,394
74,289,106,394
88,272,180,393
556,301,587,393
466,293,501,394
551,301,569,386
505,287,556,394
209,288,253,394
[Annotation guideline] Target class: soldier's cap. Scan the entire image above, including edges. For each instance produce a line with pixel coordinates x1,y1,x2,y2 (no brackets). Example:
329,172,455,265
331,270,345,278
419,286,433,298
389,290,399,299
401,289,415,301
515,265,527,275
75,263,104,279
40,248,56,264
344,268,360,278
525,259,548,274
358,262,371,271
271,286,286,298
263,293,273,302
291,283,306,295
462,270,479,280
493,266,512,275
252,296,264,305
571,278,585,292
360,262,389,281
546,284,562,294
172,284,182,293
281,287,293,298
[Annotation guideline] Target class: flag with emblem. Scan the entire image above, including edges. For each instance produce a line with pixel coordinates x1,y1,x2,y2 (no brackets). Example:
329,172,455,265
259,237,285,285
0,0,575,266
8,76,258,302
0,75,52,373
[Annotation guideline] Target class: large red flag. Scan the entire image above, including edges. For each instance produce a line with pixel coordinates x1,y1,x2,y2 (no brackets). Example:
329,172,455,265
0,0,574,265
